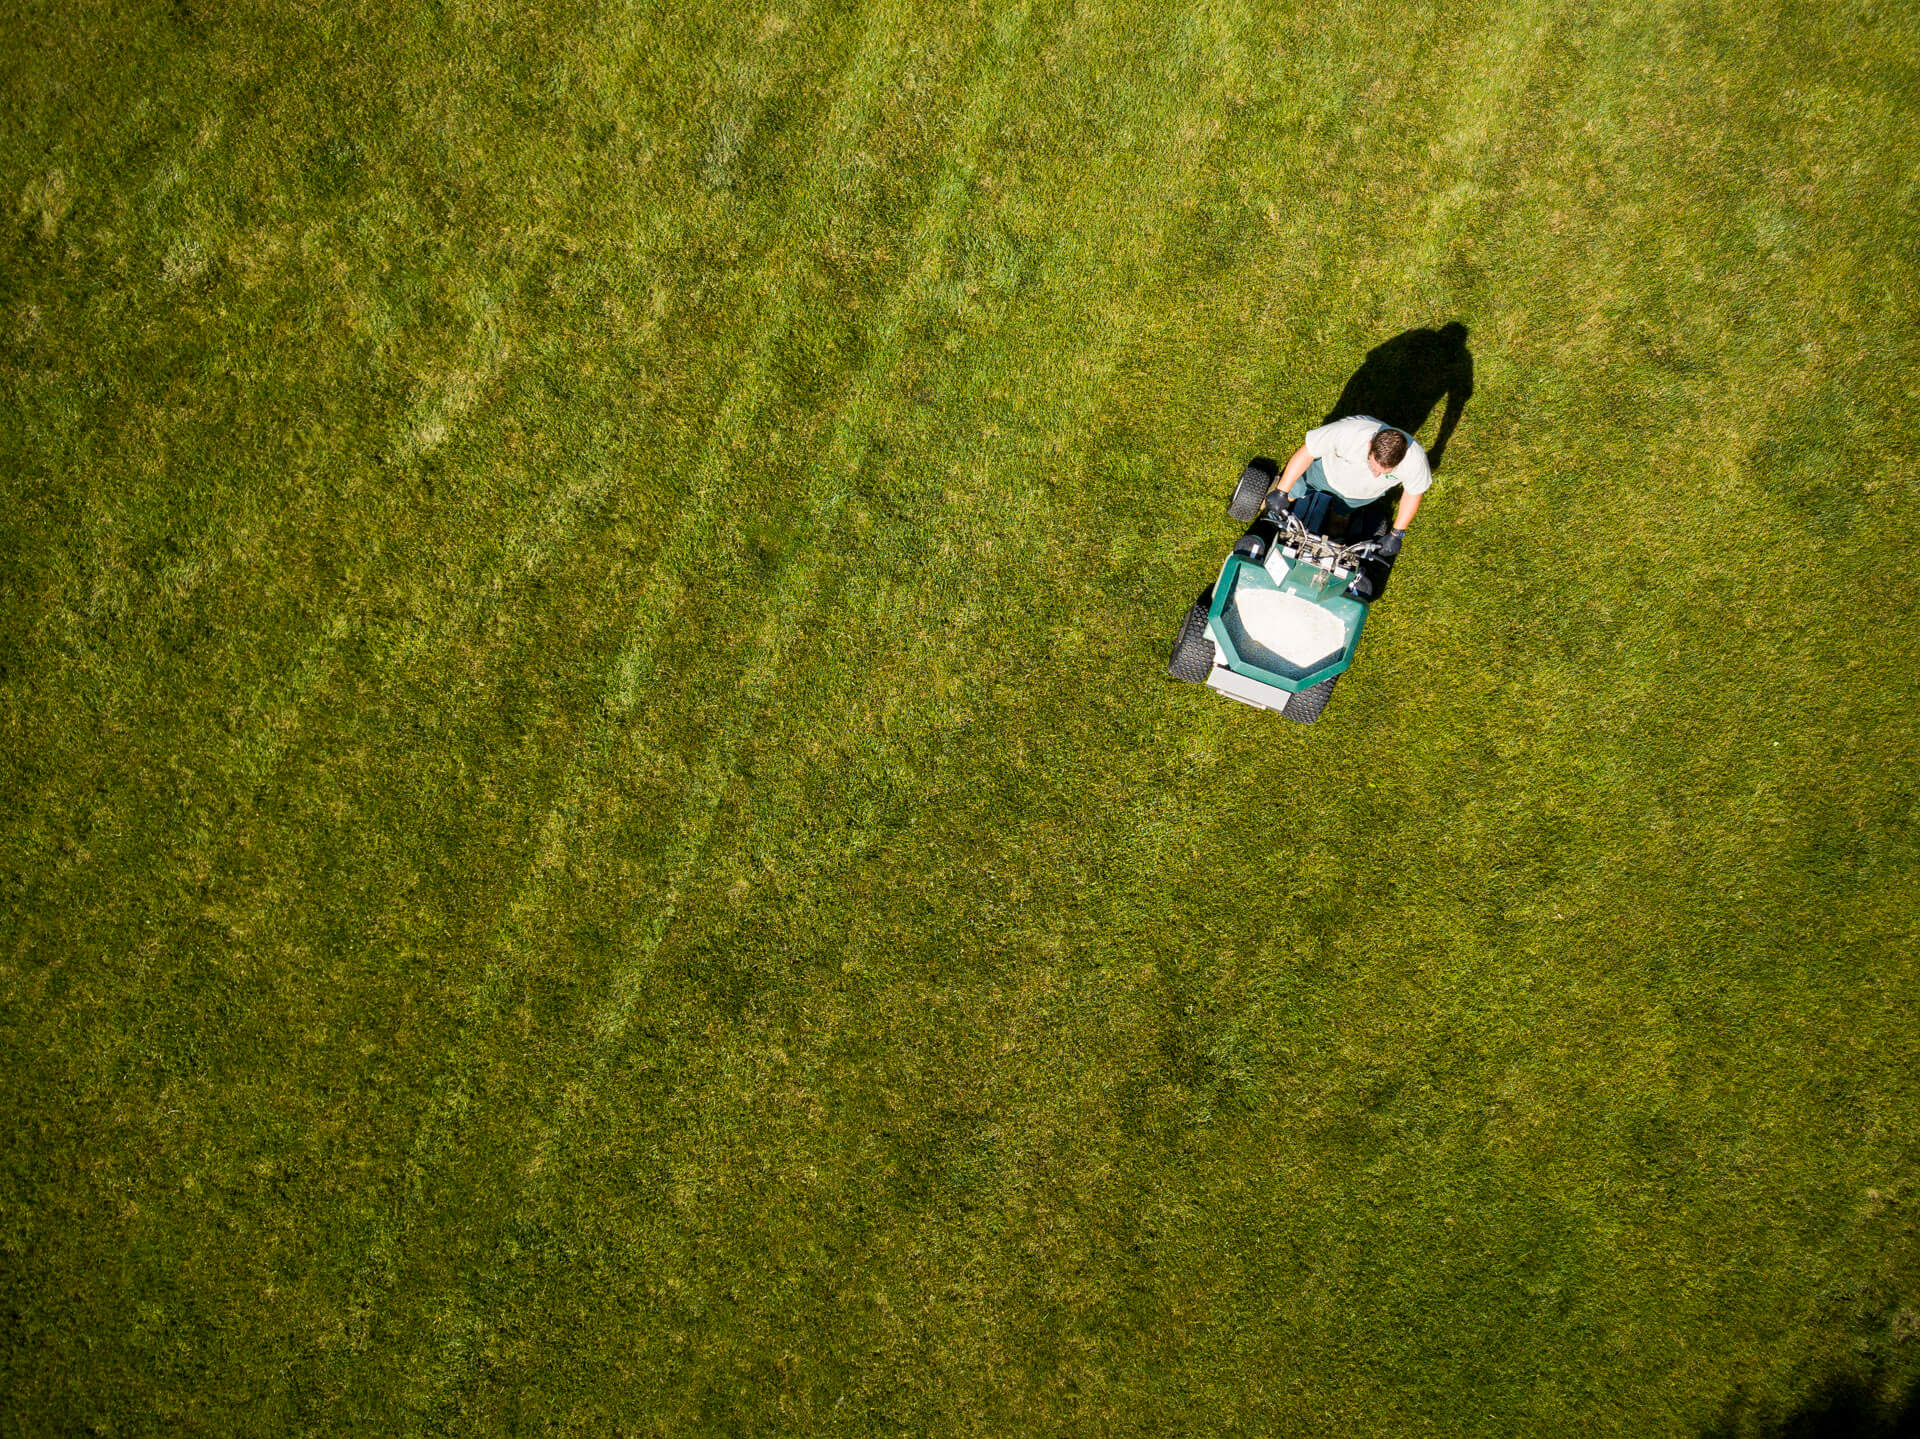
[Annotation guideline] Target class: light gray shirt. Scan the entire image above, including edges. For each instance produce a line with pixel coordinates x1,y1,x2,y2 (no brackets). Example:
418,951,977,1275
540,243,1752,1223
1304,415,1432,503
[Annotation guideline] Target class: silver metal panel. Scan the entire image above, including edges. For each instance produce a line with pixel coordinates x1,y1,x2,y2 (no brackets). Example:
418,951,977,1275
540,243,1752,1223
1205,664,1291,711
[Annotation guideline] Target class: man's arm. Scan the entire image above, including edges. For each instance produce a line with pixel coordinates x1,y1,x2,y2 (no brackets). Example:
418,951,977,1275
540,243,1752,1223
1270,444,1313,497
1392,489,1422,531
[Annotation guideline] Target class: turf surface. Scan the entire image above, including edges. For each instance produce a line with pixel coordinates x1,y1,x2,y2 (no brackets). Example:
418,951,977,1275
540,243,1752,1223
4,0,1919,1432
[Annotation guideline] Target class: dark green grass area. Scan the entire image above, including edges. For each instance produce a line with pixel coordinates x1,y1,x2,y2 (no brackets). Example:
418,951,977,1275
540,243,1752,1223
4,0,1919,1432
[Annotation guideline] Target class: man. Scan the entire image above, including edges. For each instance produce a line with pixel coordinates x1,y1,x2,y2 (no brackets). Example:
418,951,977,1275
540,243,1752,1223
1264,414,1430,557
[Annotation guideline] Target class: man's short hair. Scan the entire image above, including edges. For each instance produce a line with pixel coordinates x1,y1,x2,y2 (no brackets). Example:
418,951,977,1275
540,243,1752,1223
1369,427,1409,467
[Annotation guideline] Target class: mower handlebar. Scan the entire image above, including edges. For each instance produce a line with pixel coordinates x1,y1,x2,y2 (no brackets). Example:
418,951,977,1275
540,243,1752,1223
1275,512,1377,571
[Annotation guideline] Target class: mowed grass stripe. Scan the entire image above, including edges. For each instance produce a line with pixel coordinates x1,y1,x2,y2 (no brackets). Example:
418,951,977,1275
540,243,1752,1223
588,12,1056,1039
318,0,966,1388
331,15,1055,1414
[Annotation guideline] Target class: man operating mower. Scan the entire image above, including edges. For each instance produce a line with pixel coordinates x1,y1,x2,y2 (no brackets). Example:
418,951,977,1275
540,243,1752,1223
1261,414,1430,558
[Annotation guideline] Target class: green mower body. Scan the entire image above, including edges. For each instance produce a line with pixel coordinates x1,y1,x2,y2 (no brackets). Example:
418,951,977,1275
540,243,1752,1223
1167,461,1399,724
1206,549,1368,700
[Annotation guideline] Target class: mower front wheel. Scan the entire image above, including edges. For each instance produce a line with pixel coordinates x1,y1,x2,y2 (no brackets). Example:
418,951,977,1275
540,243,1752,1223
1227,461,1277,522
1168,588,1216,683
1283,675,1337,724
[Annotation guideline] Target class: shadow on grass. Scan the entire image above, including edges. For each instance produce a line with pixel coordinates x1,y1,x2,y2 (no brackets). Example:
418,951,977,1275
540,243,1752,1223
1323,321,1475,471
1705,1369,1920,1439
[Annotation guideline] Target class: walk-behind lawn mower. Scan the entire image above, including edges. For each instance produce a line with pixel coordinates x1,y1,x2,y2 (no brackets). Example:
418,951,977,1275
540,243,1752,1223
1167,460,1399,724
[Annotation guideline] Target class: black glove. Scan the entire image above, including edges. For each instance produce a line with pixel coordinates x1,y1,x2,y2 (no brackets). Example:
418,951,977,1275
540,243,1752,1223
1378,528,1405,558
1258,487,1293,521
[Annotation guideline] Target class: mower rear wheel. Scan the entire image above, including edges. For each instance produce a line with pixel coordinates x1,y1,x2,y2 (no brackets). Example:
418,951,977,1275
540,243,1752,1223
1283,675,1337,724
1168,588,1215,683
1227,463,1275,522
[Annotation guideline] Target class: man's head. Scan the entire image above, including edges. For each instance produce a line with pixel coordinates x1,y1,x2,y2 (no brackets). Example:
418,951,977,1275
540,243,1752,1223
1367,426,1409,476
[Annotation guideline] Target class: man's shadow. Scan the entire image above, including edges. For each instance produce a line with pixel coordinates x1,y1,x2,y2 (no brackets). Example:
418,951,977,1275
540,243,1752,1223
1324,321,1475,471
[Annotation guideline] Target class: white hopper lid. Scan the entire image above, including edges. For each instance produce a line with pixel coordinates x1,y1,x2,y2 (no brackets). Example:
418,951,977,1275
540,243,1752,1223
1232,587,1347,668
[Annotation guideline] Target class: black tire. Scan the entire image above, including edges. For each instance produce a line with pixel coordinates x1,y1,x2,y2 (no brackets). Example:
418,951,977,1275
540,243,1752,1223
1227,461,1276,522
1167,588,1215,683
1283,675,1337,724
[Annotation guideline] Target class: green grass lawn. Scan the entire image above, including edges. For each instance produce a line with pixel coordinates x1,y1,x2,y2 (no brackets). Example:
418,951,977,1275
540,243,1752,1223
4,0,1919,1432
